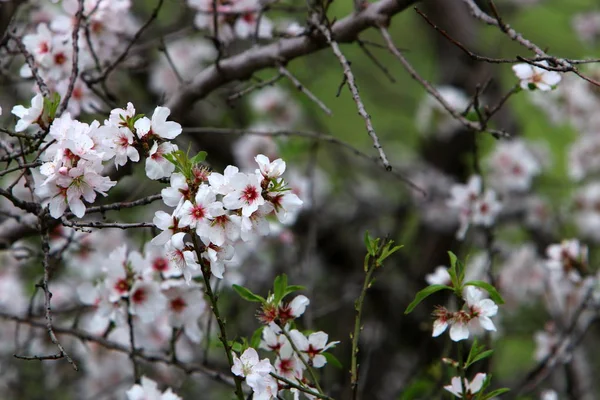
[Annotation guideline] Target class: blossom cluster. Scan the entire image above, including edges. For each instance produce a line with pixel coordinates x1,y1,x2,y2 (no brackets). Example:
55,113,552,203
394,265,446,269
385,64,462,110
151,153,303,281
432,286,499,342
447,175,502,239
17,0,138,116
187,0,273,42
231,293,338,399
17,98,182,218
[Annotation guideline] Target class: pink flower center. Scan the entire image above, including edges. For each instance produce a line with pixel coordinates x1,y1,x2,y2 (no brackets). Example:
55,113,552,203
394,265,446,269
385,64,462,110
54,52,67,65
192,205,206,220
170,297,186,313
242,185,259,203
131,287,146,304
114,279,129,294
152,257,168,272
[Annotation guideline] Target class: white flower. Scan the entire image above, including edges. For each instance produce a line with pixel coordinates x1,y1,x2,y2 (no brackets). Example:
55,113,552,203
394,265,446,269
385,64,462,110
545,239,586,282
426,266,451,286
146,141,177,180
126,376,181,400
209,165,239,195
464,286,498,334
134,106,181,139
289,294,310,318
165,232,201,283
288,330,339,368
512,61,561,91
177,185,222,242
161,173,189,207
223,172,265,216
487,140,541,192
231,348,273,396
12,93,44,132
269,191,303,224
444,373,486,398
255,154,286,179
128,280,167,323
540,390,558,400
151,210,180,246
162,279,206,343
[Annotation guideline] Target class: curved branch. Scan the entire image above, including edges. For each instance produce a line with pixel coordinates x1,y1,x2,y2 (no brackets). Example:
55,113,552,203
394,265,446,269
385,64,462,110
165,0,418,118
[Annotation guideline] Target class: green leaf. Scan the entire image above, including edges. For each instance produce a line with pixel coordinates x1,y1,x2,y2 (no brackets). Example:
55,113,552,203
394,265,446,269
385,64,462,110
273,274,288,304
232,284,265,303
231,342,243,352
377,243,403,264
250,326,264,349
284,285,305,297
323,352,342,369
190,150,207,164
467,350,494,369
480,388,510,400
404,284,453,314
363,231,377,256
464,281,505,305
448,251,460,289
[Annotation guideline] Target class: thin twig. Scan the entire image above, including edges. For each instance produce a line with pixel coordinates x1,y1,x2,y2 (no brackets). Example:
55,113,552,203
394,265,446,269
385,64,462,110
312,17,391,171
57,0,85,116
278,63,332,115
39,221,78,370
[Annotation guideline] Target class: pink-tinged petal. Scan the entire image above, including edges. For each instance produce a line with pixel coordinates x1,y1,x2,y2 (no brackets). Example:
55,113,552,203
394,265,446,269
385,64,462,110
443,376,463,397
477,316,496,332
469,373,486,394
289,295,309,317
432,319,448,337
478,299,498,317
512,63,533,79
449,322,470,342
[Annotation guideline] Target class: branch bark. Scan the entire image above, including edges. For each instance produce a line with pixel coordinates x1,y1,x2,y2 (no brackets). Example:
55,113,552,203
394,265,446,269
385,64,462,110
165,0,418,119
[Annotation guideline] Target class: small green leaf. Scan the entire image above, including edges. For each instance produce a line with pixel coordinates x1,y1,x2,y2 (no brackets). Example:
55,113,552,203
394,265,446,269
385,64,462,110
284,285,305,297
232,284,265,303
447,251,460,289
404,284,453,314
377,243,403,264
250,326,264,349
466,350,494,369
480,388,510,400
231,342,243,352
364,231,377,256
323,352,342,369
273,274,288,304
190,150,207,164
464,281,505,305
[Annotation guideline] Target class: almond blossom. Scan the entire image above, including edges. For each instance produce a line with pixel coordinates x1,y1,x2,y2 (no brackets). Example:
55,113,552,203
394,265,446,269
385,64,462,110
165,232,201,283
444,373,486,398
288,330,339,368
513,61,562,91
223,172,265,216
146,141,177,180
126,376,181,400
12,93,44,132
432,286,498,342
231,348,274,397
128,280,167,324
447,175,502,239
